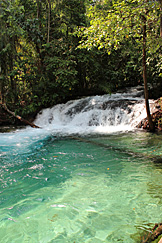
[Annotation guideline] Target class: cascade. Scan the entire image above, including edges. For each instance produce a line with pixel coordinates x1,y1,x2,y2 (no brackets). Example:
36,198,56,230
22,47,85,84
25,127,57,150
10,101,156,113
35,86,155,135
1,87,162,243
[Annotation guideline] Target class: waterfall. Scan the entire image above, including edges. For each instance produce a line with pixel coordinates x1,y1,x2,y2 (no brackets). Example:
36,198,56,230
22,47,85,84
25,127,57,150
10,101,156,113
34,86,155,135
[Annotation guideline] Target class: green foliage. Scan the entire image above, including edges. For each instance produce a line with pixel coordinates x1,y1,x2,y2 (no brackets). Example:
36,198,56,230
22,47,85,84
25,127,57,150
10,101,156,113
78,0,162,91
79,0,161,51
0,0,161,121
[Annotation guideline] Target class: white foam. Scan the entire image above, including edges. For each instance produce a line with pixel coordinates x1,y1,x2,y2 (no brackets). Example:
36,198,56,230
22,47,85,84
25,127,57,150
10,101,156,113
34,86,148,135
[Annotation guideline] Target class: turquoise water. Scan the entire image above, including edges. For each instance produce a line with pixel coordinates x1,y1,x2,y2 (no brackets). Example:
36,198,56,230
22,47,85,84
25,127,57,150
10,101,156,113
1,129,162,242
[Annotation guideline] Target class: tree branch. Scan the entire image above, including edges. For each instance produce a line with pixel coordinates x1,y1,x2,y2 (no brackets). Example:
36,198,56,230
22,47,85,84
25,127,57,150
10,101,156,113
1,103,40,128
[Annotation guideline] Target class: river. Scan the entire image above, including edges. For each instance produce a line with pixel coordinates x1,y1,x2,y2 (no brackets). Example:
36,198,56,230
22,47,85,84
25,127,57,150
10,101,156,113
0,86,162,242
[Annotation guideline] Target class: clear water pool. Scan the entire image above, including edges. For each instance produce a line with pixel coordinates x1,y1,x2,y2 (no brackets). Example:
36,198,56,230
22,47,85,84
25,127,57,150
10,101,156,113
0,129,162,242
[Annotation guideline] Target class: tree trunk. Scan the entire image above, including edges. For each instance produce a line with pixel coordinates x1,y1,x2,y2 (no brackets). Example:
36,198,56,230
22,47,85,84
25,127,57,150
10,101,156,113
36,0,42,30
1,103,40,128
142,14,155,132
0,76,4,104
10,37,18,103
47,0,51,43
36,0,40,19
159,0,162,37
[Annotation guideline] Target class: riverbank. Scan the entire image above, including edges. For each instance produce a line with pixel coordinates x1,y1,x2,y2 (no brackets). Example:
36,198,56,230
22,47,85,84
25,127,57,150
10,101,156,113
0,105,37,127
0,125,26,133
137,98,162,131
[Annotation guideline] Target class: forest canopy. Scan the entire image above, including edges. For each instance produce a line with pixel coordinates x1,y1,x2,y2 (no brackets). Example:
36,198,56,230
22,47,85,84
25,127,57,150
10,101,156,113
0,0,162,121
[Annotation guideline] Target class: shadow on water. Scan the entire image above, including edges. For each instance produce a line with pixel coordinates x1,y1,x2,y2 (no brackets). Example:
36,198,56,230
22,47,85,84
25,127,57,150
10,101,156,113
69,132,162,164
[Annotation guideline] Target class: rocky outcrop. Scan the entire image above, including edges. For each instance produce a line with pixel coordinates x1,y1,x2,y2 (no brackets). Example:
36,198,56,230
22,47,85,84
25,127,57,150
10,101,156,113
137,98,162,131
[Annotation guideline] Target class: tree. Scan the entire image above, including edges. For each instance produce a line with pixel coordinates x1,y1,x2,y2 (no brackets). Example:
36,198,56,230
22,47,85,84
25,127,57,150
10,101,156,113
0,0,88,114
78,0,162,131
142,3,155,131
159,0,162,37
2,0,160,125
0,0,24,103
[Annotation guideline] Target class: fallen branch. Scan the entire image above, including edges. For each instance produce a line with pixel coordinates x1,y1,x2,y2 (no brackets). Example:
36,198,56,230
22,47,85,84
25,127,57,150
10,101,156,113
142,223,162,243
1,103,40,128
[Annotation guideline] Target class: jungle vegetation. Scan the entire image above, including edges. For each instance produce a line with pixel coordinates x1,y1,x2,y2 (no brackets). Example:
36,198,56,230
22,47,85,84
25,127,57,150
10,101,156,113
0,0,162,126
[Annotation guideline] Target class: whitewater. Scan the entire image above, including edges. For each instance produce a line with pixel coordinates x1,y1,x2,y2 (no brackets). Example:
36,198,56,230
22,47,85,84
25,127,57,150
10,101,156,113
0,86,156,150
34,86,154,136
1,86,162,243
